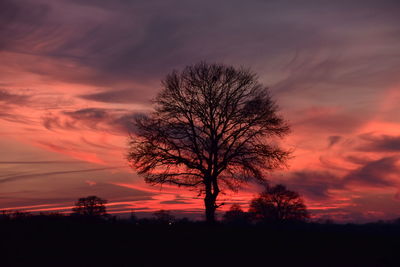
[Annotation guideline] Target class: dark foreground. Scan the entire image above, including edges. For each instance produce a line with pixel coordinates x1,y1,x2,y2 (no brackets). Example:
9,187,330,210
1,216,399,267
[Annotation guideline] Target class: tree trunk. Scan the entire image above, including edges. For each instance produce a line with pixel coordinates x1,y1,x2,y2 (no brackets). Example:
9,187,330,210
204,179,219,224
204,195,216,223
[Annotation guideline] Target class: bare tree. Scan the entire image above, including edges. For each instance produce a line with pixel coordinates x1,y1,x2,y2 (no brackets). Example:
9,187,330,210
72,196,108,217
128,62,290,223
249,184,309,223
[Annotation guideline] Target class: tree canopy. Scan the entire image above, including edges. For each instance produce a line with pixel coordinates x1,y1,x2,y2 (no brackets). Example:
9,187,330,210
72,196,108,217
249,184,309,223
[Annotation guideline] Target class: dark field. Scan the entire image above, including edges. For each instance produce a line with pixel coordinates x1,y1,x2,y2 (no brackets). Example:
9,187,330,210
1,216,399,267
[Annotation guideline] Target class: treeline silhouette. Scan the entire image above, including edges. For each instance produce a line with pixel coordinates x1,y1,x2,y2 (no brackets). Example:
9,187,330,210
0,184,309,225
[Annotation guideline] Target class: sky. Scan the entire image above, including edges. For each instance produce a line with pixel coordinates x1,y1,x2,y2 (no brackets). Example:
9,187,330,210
1,0,400,222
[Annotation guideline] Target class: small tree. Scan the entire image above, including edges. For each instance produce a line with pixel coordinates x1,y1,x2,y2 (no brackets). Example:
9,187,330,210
223,204,250,225
128,62,290,223
153,210,175,224
129,210,138,223
72,196,108,217
249,184,309,223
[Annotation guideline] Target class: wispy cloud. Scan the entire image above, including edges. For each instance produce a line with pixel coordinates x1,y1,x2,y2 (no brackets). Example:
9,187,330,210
42,108,140,134
79,88,152,104
356,134,400,152
344,156,400,187
0,166,124,184
0,161,84,164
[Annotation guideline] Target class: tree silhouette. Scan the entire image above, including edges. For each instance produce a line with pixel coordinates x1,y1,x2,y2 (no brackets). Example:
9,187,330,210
249,184,309,223
223,204,250,225
128,62,290,223
153,210,175,224
72,196,108,217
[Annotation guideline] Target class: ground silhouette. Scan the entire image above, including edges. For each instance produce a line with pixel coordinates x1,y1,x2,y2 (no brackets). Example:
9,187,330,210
0,213,399,267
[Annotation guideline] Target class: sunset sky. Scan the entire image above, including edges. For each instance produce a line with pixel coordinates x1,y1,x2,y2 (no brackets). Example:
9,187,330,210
1,0,400,222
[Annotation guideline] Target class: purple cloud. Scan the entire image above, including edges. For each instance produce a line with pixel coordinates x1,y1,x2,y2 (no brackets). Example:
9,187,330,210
357,134,400,152
42,108,141,134
79,88,153,104
328,135,342,148
344,156,399,187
